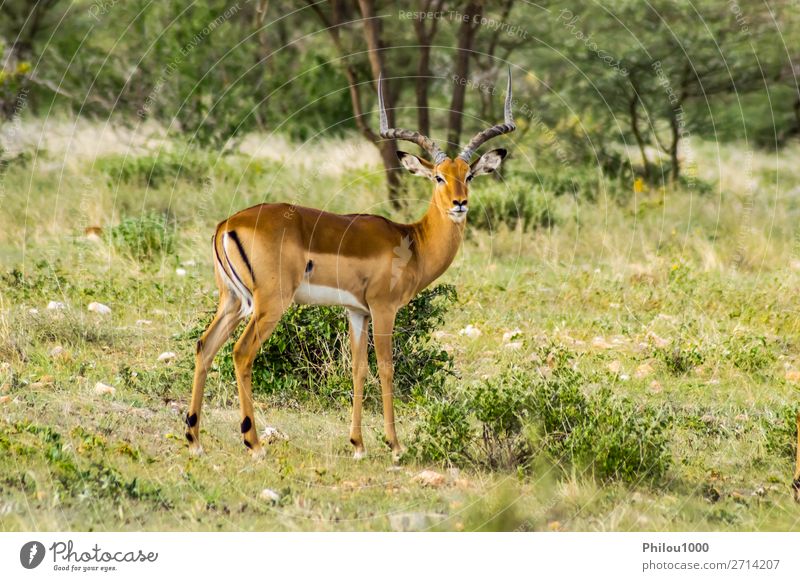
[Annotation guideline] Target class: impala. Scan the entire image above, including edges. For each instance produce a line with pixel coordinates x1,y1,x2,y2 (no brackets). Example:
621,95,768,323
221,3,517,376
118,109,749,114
186,70,516,460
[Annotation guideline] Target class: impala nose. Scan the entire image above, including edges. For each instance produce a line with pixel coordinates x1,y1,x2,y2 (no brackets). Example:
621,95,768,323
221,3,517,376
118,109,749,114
452,200,468,211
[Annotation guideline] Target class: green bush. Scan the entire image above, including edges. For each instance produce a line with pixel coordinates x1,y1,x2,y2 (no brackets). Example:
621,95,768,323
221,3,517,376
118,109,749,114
407,399,472,466
97,151,211,189
470,178,555,232
408,350,672,483
192,284,457,406
108,213,175,261
761,404,800,460
724,335,776,374
654,341,705,376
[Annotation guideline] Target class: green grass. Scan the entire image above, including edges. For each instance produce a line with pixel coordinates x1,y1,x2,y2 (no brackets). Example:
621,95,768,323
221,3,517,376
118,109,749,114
1,128,800,531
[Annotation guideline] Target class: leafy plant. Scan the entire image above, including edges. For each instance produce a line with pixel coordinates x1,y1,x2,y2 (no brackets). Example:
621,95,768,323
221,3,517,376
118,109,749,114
108,213,175,261
190,284,457,406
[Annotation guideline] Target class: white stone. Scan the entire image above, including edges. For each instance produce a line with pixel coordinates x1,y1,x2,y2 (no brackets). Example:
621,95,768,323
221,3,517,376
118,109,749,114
458,324,481,339
47,301,66,310
175,268,187,276
88,302,111,315
259,488,281,502
94,382,115,395
158,351,177,362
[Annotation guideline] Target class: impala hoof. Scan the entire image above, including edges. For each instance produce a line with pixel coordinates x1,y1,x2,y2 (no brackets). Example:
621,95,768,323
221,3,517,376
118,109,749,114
391,447,405,465
250,446,266,460
188,444,204,457
353,449,367,460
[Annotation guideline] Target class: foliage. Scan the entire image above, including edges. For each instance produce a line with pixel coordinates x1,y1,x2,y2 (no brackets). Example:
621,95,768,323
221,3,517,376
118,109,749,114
409,347,672,483
108,213,176,262
192,284,457,406
469,179,556,232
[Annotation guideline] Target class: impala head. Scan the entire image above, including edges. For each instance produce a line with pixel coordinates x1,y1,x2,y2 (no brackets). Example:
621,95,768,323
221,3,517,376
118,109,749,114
378,69,516,225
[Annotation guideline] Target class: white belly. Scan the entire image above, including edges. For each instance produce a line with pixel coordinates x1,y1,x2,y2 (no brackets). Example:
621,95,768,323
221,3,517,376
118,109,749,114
294,282,368,312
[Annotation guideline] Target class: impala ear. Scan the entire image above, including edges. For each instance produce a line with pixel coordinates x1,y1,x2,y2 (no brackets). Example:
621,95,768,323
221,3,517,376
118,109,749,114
397,151,435,179
469,148,507,178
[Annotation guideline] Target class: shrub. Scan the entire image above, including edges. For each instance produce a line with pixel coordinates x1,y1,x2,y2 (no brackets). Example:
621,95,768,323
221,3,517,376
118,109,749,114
408,352,672,483
469,378,535,469
761,404,800,460
407,399,472,465
97,151,210,189
108,213,175,261
724,335,776,374
469,178,555,233
654,341,705,376
190,284,458,406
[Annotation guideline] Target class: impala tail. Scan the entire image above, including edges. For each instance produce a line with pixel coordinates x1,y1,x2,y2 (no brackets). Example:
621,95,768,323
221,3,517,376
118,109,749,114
213,228,254,318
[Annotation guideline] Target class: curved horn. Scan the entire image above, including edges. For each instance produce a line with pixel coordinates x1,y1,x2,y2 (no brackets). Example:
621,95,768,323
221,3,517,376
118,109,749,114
378,73,446,165
457,67,516,161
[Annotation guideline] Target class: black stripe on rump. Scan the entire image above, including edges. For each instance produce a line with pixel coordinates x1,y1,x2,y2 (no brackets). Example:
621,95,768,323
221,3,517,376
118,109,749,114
228,230,256,284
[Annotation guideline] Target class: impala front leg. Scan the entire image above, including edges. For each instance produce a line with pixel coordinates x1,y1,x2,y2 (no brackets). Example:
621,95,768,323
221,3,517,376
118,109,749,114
347,309,370,459
371,306,402,462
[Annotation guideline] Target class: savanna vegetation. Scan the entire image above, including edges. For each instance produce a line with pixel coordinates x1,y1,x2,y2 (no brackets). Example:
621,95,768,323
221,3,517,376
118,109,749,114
1,0,799,531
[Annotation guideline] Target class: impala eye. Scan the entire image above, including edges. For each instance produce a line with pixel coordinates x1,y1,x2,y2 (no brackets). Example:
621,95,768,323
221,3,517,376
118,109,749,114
435,175,446,185
466,174,474,183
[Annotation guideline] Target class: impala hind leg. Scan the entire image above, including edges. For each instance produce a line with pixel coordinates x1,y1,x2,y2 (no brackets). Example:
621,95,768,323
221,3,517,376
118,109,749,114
233,303,285,458
371,307,403,462
347,309,370,459
187,296,243,454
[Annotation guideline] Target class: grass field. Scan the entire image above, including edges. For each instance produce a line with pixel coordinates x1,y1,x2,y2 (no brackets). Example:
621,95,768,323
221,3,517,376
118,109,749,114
1,121,799,531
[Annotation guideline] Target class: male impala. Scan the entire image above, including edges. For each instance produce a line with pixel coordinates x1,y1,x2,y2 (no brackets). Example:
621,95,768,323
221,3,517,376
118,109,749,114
186,70,515,460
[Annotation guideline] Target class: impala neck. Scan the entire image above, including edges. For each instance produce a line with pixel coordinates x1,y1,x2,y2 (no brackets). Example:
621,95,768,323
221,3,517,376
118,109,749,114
411,193,466,292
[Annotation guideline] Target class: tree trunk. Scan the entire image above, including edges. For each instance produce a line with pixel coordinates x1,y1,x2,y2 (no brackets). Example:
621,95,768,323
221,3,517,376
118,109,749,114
306,0,402,208
668,108,681,182
415,35,432,137
357,0,402,208
413,0,443,137
447,1,483,156
628,90,650,180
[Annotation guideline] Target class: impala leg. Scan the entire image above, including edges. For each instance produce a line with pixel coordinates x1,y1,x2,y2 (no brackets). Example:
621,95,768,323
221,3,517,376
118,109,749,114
187,297,243,454
347,309,370,459
371,307,402,462
233,305,284,458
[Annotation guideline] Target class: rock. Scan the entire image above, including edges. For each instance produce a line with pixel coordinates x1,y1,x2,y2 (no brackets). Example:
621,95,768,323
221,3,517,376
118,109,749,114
28,308,39,315
504,341,523,350
88,302,111,315
649,380,663,393
647,332,670,349
259,488,281,503
635,362,654,379
502,328,522,343
94,382,116,396
458,324,481,339
261,426,288,444
175,268,187,277
157,351,177,362
785,370,800,383
49,346,70,361
606,360,622,374
389,512,445,532
0,395,11,405
591,336,613,349
47,301,66,311
412,469,447,488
